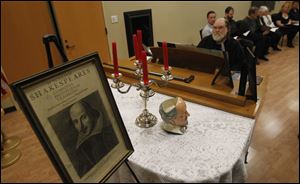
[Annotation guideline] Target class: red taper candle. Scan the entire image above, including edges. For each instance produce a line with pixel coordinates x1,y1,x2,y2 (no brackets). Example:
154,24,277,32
112,42,119,77
162,41,169,70
133,34,139,61
137,30,144,62
141,51,149,85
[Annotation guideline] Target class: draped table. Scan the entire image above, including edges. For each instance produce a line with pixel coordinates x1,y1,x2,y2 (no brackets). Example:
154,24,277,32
109,80,255,183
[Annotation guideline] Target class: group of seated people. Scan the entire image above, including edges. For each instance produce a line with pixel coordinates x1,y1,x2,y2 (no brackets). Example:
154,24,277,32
198,1,299,64
195,1,298,100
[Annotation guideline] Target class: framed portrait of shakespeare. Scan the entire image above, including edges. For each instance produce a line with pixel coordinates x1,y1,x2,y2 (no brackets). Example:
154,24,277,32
11,52,134,182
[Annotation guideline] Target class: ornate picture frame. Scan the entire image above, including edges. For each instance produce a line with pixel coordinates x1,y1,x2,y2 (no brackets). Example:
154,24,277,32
11,52,133,182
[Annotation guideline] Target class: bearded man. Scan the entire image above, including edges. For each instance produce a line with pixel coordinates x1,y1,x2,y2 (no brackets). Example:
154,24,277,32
196,18,257,99
224,6,238,37
197,18,245,71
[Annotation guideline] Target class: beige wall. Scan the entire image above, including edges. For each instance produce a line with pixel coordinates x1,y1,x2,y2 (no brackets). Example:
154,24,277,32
103,1,252,60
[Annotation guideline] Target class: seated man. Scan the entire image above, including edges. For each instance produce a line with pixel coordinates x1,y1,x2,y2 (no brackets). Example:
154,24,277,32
289,1,299,25
224,6,238,37
243,6,270,61
202,11,216,38
159,97,190,135
197,18,245,71
197,18,257,99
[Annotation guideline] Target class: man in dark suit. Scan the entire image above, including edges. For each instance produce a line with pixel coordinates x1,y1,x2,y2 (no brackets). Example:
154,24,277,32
197,18,257,99
224,6,238,37
197,18,245,71
289,1,299,23
243,6,270,61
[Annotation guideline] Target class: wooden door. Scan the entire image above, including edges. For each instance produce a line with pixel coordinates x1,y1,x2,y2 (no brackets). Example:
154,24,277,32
51,1,111,63
1,1,62,83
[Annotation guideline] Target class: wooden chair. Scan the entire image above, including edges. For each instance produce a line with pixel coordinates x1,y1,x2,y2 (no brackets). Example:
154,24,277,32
200,29,203,40
280,33,288,47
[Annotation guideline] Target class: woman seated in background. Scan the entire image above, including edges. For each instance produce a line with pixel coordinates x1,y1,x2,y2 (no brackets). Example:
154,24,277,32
259,6,282,51
273,2,298,48
260,6,277,28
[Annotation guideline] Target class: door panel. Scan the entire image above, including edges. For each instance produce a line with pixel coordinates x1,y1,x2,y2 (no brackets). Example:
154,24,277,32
51,1,111,63
1,1,62,83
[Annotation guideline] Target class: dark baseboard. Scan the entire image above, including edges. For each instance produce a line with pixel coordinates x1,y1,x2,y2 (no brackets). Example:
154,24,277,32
3,106,17,114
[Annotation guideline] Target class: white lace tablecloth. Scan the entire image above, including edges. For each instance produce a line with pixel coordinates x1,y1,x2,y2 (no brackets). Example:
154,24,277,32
109,80,255,183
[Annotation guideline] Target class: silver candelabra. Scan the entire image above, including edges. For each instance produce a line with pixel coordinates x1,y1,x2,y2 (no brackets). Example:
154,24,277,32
110,59,174,128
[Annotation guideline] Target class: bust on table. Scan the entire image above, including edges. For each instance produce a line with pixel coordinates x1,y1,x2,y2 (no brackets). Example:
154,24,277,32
159,97,190,135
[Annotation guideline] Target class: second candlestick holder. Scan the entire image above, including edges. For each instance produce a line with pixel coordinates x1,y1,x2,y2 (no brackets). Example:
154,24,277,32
135,80,157,128
161,66,173,81
111,73,125,89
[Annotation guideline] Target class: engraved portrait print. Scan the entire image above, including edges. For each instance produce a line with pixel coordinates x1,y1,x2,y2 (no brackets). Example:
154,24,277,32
48,91,119,177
